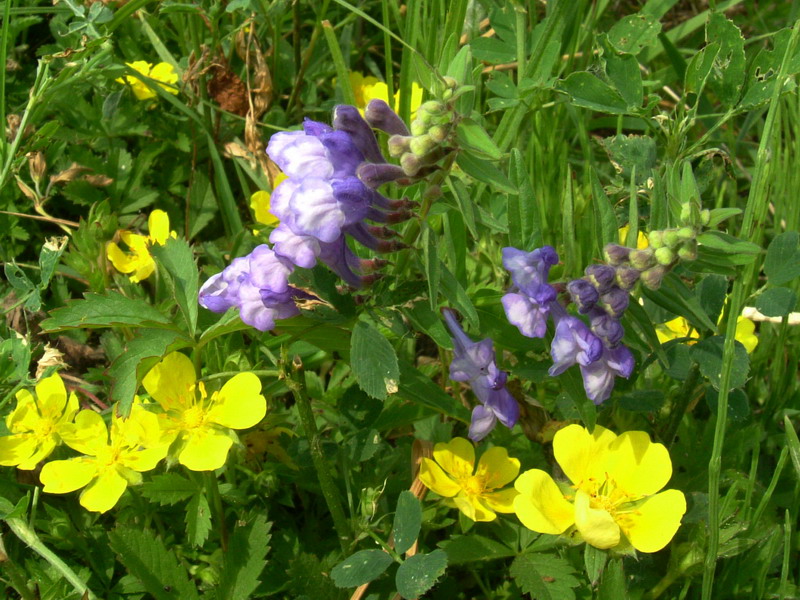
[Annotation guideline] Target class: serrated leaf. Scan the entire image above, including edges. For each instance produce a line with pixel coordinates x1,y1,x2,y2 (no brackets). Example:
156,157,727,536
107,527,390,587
456,118,503,160
690,336,749,391
108,526,199,600
392,491,422,555
150,238,199,337
440,534,516,565
140,473,199,506
607,13,661,55
217,514,272,600
764,232,800,285
185,493,211,547
395,550,447,599
559,72,629,114
584,544,607,586
350,320,400,400
331,550,394,588
755,287,797,318
38,236,69,289
40,291,173,331
705,387,750,422
510,553,580,600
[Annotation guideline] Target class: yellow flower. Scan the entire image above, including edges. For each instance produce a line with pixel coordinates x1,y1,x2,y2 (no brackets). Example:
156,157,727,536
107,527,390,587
39,404,169,513
250,172,287,227
142,352,267,471
349,72,423,116
656,315,758,353
618,225,649,249
106,209,176,283
116,61,179,101
0,373,79,469
419,437,520,522
514,424,686,553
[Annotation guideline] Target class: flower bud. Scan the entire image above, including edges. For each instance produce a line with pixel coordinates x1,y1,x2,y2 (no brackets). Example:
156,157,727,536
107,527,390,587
388,135,412,158
585,264,616,295
365,99,410,136
615,267,640,290
680,203,692,223
640,265,667,290
676,227,695,241
629,248,655,270
357,163,406,189
677,239,698,261
663,229,680,248
429,124,449,143
603,244,630,266
420,100,447,116
409,134,437,158
442,88,453,101
442,76,458,89
648,230,664,249
27,151,46,184
700,209,711,226
400,152,421,176
654,246,676,266
589,309,625,347
410,120,427,136
567,279,599,313
601,286,630,318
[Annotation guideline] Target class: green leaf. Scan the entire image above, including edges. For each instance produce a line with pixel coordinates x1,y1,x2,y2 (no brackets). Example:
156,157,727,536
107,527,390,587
108,526,200,600
598,558,627,600
350,320,400,400
392,491,422,555
423,226,440,312
397,360,471,423
439,262,479,331
508,148,543,250
140,473,199,506
40,291,173,332
600,134,656,184
690,336,749,390
706,207,742,228
185,493,211,547
590,170,619,256
0,336,32,382
38,236,68,289
456,151,516,193
617,390,665,412
456,118,503,160
584,544,607,586
696,231,761,258
607,13,662,55
395,550,448,599
605,48,643,109
643,273,717,332
217,514,272,600
698,274,728,324
331,549,394,588
764,232,800,285
783,415,800,483
755,287,797,318
150,237,199,337
439,534,516,565
705,387,750,422
471,37,516,64
685,42,720,94
108,329,189,416
706,12,746,106
559,72,629,114
510,553,580,600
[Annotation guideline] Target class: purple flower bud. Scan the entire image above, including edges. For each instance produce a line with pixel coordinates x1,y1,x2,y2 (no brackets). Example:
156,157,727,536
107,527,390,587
615,266,640,290
629,248,656,270
549,315,604,377
640,265,667,290
579,344,634,404
357,163,406,188
603,244,630,266
588,307,625,347
600,286,630,318
567,279,599,313
365,99,411,136
585,264,616,294
333,105,384,163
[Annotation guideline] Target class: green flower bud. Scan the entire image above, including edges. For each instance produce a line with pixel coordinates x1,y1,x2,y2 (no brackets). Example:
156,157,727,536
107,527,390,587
409,134,437,158
700,209,711,226
654,246,676,266
677,239,698,261
388,135,412,158
640,265,666,290
680,203,692,223
663,229,680,248
676,227,695,241
648,230,664,249
629,248,655,270
400,152,421,176
441,88,453,101
420,100,446,117
429,124,449,143
442,76,458,89
410,120,427,136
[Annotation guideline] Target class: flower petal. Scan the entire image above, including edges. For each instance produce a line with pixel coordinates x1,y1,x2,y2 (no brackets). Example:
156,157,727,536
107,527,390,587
34,373,67,422
40,459,97,494
106,241,136,274
7,390,37,432
476,446,520,489
419,458,461,498
433,438,475,480
208,373,267,429
605,431,672,497
60,410,108,456
142,352,196,412
482,488,519,514
0,434,38,467
453,492,496,522
79,468,128,513
574,489,620,549
621,489,686,553
17,437,57,470
178,428,234,471
148,209,171,245
513,469,574,534
553,424,616,487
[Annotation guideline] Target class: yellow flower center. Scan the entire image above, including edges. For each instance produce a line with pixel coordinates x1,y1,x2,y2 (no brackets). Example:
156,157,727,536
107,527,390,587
181,405,207,430
31,416,56,441
460,474,487,497
580,475,637,519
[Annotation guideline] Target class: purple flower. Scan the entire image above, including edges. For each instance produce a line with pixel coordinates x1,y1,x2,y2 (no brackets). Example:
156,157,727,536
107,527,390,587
579,345,635,404
502,246,558,302
199,244,306,332
443,310,518,442
587,307,625,347
567,279,599,313
501,292,551,338
600,286,630,318
548,314,604,377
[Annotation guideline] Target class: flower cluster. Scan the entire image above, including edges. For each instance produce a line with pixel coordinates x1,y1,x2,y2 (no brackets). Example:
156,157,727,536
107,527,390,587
107,210,176,283
0,358,267,513
443,310,518,442
514,424,686,553
502,246,634,404
116,61,179,101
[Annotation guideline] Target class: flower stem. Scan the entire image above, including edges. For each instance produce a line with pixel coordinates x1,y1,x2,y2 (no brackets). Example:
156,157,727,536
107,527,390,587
204,471,228,552
282,347,350,551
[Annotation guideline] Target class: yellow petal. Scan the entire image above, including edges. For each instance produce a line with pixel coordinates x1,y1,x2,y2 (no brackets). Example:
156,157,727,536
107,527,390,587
433,438,475,480
605,431,672,497
408,83,424,116
453,492,496,522
250,191,279,226
79,468,128,513
120,446,168,472
621,489,686,553
513,469,574,534
106,241,136,274
126,61,153,76
40,458,97,494
735,317,758,353
7,390,36,432
0,434,38,466
60,410,108,455
150,62,179,94
178,428,233,471
62,392,80,423
574,489,620,549
34,373,67,421
482,488,519,514
17,437,57,470
553,424,617,487
208,373,267,429
365,81,390,105
142,352,196,412
475,446,520,489
419,457,461,497
148,209,171,245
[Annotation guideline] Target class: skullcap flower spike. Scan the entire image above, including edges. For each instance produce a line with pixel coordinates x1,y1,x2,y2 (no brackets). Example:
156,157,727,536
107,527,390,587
514,424,686,553
419,437,520,522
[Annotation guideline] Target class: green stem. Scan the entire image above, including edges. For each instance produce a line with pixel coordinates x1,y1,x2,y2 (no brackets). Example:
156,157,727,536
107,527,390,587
204,472,228,552
662,364,700,448
5,517,97,600
282,347,350,551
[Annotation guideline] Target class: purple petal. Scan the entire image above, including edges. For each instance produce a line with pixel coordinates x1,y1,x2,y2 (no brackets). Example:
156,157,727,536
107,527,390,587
266,131,333,179
502,292,550,338
333,105,384,163
198,273,232,313
331,176,372,225
270,224,320,269
289,178,345,243
247,244,294,292
468,405,497,442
